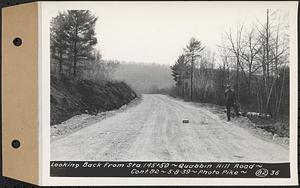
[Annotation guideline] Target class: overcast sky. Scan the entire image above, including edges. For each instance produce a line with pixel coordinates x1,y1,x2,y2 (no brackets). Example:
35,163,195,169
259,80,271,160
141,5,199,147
49,2,295,65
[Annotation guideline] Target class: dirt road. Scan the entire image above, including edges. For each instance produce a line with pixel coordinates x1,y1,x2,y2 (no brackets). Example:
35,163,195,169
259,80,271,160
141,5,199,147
51,94,288,162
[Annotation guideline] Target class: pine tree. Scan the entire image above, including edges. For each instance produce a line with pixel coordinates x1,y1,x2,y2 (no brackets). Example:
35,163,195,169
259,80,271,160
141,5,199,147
50,10,98,77
170,55,189,97
50,11,69,74
184,37,204,100
66,10,98,77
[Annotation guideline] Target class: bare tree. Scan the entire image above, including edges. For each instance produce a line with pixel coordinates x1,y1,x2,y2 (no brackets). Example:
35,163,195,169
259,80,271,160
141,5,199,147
239,28,262,96
256,9,289,115
223,24,244,99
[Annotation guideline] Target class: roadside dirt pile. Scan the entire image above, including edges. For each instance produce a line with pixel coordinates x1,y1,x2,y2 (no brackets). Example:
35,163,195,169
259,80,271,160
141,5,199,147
51,75,137,125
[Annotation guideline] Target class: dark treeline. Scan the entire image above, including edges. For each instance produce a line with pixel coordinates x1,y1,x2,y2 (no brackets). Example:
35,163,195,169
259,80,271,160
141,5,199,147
50,10,119,81
170,9,289,119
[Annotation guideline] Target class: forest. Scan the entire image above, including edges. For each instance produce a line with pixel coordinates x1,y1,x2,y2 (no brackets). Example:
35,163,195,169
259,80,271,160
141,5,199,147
169,9,289,120
113,62,174,94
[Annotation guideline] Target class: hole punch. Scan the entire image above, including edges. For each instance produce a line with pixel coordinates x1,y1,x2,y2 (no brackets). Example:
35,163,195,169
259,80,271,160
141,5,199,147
13,37,22,47
11,139,21,149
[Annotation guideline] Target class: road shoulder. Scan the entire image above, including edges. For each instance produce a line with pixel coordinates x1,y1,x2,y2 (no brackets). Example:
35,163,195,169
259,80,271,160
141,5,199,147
169,96,289,150
50,97,142,142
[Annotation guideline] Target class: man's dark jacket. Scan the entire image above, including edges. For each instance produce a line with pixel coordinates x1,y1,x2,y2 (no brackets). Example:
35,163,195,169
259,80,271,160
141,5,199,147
224,88,236,105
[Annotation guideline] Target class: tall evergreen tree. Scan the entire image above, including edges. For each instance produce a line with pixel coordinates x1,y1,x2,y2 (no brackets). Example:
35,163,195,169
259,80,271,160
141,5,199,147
170,55,189,97
50,12,69,74
50,10,98,77
184,37,205,100
66,10,98,77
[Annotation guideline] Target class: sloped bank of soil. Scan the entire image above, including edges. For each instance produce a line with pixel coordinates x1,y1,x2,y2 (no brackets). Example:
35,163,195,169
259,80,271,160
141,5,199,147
51,75,137,125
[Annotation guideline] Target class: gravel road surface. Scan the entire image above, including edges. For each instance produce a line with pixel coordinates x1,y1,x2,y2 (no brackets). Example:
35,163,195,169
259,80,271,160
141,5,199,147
51,94,288,162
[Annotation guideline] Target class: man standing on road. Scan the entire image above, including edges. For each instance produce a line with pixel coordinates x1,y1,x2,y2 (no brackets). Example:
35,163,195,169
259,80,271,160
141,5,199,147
224,84,239,121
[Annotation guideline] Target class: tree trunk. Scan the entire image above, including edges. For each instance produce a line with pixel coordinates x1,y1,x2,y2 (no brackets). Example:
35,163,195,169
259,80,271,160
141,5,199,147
190,54,194,101
276,70,286,117
236,57,239,100
73,23,78,77
265,9,270,113
73,53,77,76
59,51,63,75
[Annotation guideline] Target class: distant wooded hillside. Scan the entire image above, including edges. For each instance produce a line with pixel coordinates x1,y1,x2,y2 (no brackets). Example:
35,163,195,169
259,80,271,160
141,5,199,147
113,63,175,94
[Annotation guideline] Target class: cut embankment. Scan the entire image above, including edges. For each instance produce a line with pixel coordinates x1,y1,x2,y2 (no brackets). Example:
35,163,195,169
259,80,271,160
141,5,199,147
51,75,137,125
